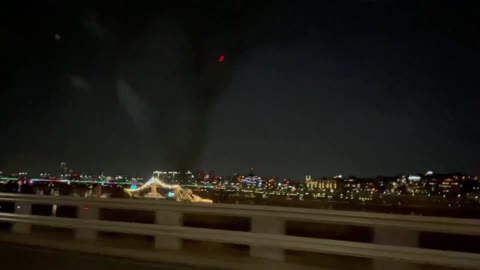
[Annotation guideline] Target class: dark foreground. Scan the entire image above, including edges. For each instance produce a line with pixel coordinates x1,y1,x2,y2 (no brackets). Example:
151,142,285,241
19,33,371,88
0,242,213,270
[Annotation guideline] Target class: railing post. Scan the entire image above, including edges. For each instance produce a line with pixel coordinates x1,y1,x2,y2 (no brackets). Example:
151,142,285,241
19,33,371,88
373,226,419,270
75,206,99,242
250,216,285,261
155,210,182,250
12,201,32,234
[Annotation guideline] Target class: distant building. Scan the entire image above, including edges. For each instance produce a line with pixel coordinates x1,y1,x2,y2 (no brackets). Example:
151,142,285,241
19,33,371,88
60,162,68,175
305,175,338,190
342,177,358,192
153,170,180,183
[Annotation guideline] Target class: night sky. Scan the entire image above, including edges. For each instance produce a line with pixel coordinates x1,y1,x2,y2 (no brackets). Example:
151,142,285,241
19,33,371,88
2,1,479,179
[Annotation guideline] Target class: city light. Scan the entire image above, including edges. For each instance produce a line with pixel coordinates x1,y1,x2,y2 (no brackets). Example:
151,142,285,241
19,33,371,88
1,167,479,214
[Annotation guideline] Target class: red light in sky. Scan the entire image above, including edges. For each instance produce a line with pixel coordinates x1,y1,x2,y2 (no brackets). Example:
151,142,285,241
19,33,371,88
218,55,224,62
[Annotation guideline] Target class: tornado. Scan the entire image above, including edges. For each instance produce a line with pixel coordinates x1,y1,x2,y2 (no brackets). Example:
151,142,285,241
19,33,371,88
90,2,278,171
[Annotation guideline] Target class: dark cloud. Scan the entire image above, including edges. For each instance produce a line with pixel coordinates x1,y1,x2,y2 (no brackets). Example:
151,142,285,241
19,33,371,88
1,2,479,178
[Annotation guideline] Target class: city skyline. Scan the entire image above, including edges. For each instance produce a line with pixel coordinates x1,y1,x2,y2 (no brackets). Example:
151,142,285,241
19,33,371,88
1,161,475,182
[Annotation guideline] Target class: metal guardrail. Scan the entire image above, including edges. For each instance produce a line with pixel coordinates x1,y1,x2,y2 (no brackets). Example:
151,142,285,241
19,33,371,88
1,192,480,269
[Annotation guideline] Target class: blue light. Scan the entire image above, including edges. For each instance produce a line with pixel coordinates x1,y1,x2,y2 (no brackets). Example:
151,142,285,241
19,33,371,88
130,184,137,190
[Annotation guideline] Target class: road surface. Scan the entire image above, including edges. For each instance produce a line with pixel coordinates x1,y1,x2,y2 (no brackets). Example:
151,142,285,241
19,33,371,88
0,242,216,270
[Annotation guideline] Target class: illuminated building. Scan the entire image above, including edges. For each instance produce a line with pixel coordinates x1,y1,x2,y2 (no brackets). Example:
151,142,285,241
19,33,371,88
426,173,463,194
305,175,338,190
360,178,376,192
342,177,358,193
407,175,425,193
17,172,28,181
438,177,461,193
153,170,181,183
266,178,276,190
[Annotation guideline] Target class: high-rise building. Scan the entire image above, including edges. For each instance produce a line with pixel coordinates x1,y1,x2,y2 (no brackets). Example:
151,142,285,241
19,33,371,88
60,162,68,175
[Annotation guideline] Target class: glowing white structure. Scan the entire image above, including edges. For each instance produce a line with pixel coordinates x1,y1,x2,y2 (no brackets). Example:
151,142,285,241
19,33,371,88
174,187,212,203
125,176,212,203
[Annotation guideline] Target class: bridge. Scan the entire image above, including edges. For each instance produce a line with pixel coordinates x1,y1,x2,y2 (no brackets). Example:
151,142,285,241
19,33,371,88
1,192,480,270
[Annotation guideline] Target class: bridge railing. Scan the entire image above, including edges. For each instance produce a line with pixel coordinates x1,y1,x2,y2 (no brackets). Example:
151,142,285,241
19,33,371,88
1,192,480,269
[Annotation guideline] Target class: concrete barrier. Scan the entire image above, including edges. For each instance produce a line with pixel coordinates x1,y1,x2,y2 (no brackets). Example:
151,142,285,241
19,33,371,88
1,192,480,269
